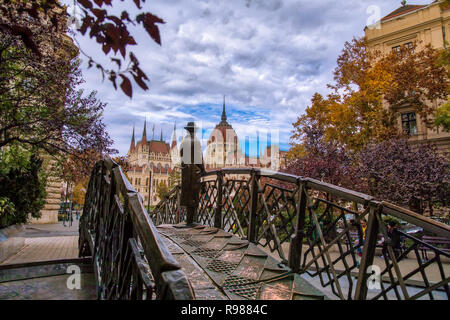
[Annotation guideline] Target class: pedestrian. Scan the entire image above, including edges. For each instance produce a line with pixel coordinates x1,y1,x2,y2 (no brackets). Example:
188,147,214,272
354,220,367,267
381,221,402,261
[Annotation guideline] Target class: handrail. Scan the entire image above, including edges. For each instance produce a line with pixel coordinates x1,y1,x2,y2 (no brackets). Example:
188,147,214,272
79,158,194,300
199,168,448,235
151,166,450,300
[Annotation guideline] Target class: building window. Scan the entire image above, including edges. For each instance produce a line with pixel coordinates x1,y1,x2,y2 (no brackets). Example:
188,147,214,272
392,45,401,53
404,42,414,53
401,112,418,136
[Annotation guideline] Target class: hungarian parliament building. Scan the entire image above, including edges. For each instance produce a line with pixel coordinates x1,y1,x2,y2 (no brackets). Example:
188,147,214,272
126,100,287,205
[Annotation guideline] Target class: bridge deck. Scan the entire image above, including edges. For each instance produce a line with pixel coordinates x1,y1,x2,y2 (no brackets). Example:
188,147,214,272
158,223,326,300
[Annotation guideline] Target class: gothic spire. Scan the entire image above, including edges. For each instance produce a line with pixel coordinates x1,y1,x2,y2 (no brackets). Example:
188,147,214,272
141,118,147,144
219,95,230,126
128,124,135,153
160,128,163,141
221,95,227,122
171,123,177,148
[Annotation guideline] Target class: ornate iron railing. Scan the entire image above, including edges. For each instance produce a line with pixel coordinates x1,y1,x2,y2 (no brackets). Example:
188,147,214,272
79,159,194,300
151,167,450,300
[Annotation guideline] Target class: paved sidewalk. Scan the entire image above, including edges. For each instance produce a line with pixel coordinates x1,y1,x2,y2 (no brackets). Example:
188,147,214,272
16,220,79,238
0,236,79,265
1,221,80,266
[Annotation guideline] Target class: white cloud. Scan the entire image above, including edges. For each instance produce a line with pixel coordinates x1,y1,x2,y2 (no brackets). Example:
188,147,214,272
65,0,432,155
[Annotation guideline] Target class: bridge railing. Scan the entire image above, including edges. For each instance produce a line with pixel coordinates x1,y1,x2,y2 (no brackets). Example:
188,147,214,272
151,167,450,300
79,158,194,300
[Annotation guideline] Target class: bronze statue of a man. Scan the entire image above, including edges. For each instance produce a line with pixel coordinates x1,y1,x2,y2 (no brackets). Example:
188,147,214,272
179,122,205,224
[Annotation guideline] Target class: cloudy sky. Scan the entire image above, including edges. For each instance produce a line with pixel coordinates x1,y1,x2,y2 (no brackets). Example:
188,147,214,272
66,0,432,156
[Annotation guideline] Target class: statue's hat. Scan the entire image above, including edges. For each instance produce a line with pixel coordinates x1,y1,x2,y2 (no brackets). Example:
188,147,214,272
184,121,199,131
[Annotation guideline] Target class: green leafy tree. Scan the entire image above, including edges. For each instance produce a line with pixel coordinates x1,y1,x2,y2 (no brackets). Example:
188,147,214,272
0,145,47,226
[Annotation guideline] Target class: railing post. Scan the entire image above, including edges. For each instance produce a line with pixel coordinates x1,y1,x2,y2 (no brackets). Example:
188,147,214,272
214,172,223,229
248,170,259,243
165,196,169,224
288,180,307,273
354,203,381,300
176,186,181,224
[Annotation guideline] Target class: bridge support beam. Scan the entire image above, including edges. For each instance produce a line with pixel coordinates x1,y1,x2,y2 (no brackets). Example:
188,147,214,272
288,181,307,273
248,170,259,243
354,204,381,300
214,172,223,229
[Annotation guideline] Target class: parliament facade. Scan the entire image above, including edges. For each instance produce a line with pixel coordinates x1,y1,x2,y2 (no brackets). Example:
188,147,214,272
126,100,287,206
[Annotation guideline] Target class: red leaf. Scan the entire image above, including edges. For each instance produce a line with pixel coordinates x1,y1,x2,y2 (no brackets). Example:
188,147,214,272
111,58,121,68
136,13,165,45
106,15,122,26
121,11,131,22
132,72,149,90
119,74,132,97
102,43,111,55
109,71,117,90
77,0,93,9
133,0,142,9
91,8,106,21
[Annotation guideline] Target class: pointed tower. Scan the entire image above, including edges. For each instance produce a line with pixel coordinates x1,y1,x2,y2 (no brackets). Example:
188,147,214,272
171,123,177,149
141,118,147,144
219,95,229,126
128,124,136,154
160,128,163,141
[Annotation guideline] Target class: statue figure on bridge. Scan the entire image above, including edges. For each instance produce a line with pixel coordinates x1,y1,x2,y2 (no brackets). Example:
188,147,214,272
179,122,205,224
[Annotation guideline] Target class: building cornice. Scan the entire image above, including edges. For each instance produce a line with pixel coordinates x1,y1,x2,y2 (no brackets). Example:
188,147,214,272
366,16,449,45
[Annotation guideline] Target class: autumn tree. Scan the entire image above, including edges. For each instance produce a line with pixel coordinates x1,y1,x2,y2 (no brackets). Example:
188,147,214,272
0,0,165,97
355,138,449,215
168,165,181,187
0,6,115,220
286,123,353,188
72,181,87,206
0,9,114,157
291,38,449,154
434,47,450,131
156,181,169,201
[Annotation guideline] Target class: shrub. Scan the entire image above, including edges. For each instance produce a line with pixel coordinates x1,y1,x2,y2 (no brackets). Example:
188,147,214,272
0,197,16,228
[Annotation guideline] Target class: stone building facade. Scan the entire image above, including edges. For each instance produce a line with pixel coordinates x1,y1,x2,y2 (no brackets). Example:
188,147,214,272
365,0,450,154
204,98,286,171
127,121,176,206
126,99,287,204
